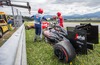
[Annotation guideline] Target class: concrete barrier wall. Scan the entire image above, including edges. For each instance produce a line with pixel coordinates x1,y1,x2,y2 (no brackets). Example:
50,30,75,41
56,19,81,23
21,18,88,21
0,24,27,65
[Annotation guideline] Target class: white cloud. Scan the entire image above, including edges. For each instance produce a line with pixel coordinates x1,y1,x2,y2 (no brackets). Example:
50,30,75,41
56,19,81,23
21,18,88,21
0,0,100,16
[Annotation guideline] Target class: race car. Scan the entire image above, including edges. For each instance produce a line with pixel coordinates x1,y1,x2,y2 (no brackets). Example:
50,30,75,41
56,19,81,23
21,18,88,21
25,21,50,30
43,23,99,63
42,21,50,29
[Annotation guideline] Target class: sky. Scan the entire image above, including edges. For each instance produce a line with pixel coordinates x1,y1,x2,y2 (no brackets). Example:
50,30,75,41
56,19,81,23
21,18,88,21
0,0,100,16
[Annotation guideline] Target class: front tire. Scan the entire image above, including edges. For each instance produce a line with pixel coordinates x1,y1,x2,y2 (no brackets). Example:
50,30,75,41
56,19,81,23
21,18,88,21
54,39,76,63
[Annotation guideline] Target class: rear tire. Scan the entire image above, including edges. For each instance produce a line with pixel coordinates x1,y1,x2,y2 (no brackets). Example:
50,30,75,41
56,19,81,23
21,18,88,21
0,28,3,38
54,39,76,63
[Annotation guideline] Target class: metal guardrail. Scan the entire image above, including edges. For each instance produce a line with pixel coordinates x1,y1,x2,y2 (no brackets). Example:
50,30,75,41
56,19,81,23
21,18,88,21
0,24,27,65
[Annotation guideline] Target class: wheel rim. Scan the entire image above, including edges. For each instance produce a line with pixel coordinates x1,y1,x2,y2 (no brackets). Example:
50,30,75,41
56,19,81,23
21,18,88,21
54,47,69,62
54,49,64,60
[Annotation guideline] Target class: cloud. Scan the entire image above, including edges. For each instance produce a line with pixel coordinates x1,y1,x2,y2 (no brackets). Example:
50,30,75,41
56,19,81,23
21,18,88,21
0,6,12,15
54,0,100,6
0,0,100,16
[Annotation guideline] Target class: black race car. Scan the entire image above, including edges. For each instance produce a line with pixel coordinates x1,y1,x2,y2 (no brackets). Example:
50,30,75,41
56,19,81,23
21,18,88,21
43,23,99,63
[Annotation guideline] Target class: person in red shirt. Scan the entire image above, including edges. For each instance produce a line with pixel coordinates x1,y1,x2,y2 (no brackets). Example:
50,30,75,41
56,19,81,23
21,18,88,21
57,12,64,27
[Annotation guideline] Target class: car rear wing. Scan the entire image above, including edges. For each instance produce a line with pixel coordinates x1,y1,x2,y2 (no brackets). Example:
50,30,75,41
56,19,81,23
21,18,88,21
66,23,99,54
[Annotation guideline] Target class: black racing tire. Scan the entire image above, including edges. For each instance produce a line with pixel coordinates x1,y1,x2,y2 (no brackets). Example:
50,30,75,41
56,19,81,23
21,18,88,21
0,28,3,38
54,39,76,63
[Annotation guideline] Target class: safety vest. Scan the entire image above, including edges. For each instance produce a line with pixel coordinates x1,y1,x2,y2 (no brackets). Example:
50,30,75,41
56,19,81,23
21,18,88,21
33,14,43,24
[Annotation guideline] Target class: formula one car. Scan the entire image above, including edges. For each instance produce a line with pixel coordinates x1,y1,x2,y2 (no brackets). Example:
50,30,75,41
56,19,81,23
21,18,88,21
25,21,50,30
43,23,99,63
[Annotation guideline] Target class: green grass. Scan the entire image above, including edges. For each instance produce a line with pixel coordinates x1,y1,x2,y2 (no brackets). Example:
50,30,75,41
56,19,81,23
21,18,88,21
26,29,100,65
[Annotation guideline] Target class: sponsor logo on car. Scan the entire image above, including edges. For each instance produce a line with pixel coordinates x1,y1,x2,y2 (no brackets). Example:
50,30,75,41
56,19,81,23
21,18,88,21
75,33,85,41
